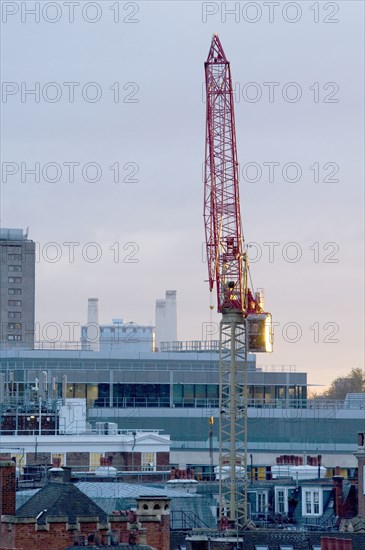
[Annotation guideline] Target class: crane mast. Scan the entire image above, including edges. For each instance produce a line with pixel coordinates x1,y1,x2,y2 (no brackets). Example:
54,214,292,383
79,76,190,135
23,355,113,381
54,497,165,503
203,34,272,528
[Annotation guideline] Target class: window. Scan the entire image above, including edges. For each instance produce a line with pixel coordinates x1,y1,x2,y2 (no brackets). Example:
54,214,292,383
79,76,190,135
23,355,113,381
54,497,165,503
275,487,295,515
90,453,103,471
8,254,22,260
302,488,322,516
8,289,21,295
257,491,268,514
8,300,22,306
8,312,21,319
277,489,285,514
8,277,22,283
51,453,65,466
7,335,22,341
11,454,25,475
142,452,156,471
7,323,22,331
8,265,22,272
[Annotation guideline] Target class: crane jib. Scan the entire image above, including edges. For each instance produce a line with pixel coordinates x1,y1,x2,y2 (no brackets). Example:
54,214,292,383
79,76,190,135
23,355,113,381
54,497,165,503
203,34,273,345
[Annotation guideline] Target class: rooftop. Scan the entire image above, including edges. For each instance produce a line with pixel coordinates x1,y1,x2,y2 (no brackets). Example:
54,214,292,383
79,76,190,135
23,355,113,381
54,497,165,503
0,228,27,240
16,480,108,524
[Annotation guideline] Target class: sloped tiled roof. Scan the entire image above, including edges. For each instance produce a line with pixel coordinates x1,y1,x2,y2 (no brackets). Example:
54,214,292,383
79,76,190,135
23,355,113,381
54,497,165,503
16,482,108,524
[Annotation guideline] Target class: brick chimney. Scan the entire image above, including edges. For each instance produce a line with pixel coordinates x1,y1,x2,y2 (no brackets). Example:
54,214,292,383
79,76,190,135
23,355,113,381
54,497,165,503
333,474,344,518
136,496,170,550
355,431,365,517
0,460,16,516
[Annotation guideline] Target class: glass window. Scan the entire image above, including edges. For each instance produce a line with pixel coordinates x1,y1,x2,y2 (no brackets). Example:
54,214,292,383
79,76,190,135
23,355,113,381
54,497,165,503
306,491,311,514
142,452,156,471
275,487,295,515
11,454,25,475
302,489,322,516
113,384,124,398
183,384,194,400
7,335,22,341
159,384,170,398
74,384,86,398
124,384,136,398
90,452,102,471
7,323,22,330
8,312,21,319
254,386,264,400
8,289,22,295
314,491,319,514
66,383,74,397
136,385,147,398
264,386,274,400
257,491,268,514
173,384,183,404
207,385,219,399
51,453,65,466
277,489,285,514
98,383,110,397
87,384,98,403
8,265,22,272
195,385,206,399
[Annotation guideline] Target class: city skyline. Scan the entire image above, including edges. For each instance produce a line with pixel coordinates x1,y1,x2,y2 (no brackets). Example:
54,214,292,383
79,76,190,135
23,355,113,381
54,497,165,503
1,1,364,389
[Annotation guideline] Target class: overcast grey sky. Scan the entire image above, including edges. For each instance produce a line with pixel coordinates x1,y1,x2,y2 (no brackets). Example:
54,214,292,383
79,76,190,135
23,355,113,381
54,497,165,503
1,0,364,388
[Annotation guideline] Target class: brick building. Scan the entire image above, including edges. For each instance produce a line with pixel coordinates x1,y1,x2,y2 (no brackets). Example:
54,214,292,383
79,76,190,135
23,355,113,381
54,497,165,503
0,460,170,550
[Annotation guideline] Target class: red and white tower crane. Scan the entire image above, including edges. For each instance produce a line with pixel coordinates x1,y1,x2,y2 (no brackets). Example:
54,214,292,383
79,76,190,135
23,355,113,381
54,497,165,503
204,34,273,528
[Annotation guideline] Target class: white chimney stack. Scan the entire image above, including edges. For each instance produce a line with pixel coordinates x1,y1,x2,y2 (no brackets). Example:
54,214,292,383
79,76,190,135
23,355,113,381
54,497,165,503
155,299,166,351
165,290,177,344
155,290,177,350
87,298,99,351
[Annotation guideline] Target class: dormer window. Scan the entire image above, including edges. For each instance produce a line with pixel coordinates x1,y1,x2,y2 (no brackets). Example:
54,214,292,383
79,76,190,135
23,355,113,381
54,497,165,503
274,486,295,515
302,488,323,516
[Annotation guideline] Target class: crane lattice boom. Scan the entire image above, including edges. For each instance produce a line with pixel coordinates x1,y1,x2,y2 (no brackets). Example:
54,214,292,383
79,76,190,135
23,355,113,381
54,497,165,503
204,34,246,314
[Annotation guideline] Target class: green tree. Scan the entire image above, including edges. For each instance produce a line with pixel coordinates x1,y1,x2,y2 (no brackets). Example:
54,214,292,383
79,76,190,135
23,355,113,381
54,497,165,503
323,368,365,400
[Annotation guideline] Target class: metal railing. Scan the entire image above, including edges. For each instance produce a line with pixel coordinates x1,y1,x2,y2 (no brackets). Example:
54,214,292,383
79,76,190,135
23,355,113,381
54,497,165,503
0,426,163,437
91,397,365,410
170,510,211,530
160,340,220,353
92,397,311,409
257,364,297,372
2,396,364,415
93,397,171,408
